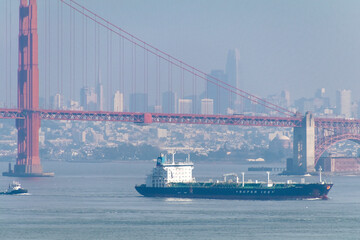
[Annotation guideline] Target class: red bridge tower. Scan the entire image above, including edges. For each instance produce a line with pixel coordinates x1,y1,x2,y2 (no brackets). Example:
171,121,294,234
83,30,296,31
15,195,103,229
3,0,53,177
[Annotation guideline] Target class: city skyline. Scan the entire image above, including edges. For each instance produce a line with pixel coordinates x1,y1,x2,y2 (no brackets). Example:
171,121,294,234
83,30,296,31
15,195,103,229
52,84,356,118
2,0,360,108
51,66,356,118
0,0,359,177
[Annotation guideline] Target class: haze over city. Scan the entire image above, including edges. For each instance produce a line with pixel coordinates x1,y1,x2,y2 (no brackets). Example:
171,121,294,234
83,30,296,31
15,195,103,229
2,0,360,105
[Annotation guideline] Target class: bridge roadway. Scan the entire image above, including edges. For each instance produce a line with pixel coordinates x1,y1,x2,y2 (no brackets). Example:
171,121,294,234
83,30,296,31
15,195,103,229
0,108,301,127
1,108,360,129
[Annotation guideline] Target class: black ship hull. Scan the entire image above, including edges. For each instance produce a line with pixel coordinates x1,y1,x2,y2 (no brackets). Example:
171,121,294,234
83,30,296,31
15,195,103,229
135,183,333,200
0,189,28,195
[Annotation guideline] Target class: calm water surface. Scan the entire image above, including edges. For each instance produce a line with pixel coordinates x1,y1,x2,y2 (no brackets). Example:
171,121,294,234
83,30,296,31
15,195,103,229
0,161,360,240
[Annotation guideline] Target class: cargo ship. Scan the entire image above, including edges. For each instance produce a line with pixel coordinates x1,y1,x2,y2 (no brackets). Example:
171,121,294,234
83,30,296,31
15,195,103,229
135,153,333,200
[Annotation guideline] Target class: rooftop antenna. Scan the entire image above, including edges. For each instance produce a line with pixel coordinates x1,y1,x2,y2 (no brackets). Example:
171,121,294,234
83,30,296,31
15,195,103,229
187,153,190,163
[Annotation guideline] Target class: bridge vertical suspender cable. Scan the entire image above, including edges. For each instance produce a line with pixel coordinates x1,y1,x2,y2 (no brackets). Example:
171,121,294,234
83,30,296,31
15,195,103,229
61,2,64,98
44,0,48,108
72,6,76,104
110,28,112,111
48,1,51,109
94,15,97,107
82,5,85,92
85,9,88,90
9,0,12,108
107,25,110,111
5,0,8,107
57,0,60,99
69,2,72,105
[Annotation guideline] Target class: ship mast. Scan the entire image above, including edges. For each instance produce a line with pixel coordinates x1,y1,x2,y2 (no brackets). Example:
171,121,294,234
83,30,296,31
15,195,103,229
242,172,245,187
172,152,176,164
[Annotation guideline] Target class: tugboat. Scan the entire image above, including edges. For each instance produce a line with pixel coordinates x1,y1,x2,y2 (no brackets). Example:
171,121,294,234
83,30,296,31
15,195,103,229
0,181,28,195
135,153,333,200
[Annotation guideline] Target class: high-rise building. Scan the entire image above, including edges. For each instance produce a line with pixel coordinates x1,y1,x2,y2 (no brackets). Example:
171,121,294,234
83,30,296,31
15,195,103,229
336,89,352,118
113,91,124,112
162,91,177,113
294,88,330,116
315,88,326,98
280,90,291,108
97,71,104,111
178,99,192,114
129,93,148,112
51,93,63,110
186,95,199,114
80,87,97,111
206,70,228,114
201,98,214,115
226,49,240,110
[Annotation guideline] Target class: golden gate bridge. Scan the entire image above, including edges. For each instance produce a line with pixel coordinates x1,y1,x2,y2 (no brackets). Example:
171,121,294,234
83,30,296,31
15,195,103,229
1,0,360,177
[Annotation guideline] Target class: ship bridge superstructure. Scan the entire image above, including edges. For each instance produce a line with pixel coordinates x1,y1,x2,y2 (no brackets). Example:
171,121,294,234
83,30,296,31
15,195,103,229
146,153,195,187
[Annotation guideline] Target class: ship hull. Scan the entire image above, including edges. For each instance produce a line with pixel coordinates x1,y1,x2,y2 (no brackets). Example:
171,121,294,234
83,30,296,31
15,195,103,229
0,189,28,195
135,183,333,200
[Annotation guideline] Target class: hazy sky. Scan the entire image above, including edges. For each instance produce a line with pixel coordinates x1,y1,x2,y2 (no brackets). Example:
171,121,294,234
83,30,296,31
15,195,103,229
80,0,360,102
1,0,360,105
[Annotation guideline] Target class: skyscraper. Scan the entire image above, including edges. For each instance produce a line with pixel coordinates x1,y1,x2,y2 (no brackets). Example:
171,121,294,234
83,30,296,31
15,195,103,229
178,99,192,114
97,71,104,111
336,89,352,118
113,91,124,112
129,93,148,112
80,87,97,111
51,93,63,110
162,91,177,113
315,88,326,98
201,98,214,115
280,90,291,108
226,49,241,111
206,70,228,114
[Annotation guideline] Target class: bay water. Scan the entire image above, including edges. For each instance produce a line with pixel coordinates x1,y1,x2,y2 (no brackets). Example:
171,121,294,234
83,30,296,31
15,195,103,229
0,161,359,240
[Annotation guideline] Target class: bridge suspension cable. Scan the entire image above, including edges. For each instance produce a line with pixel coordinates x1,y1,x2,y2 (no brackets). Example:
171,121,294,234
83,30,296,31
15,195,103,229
58,0,295,116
